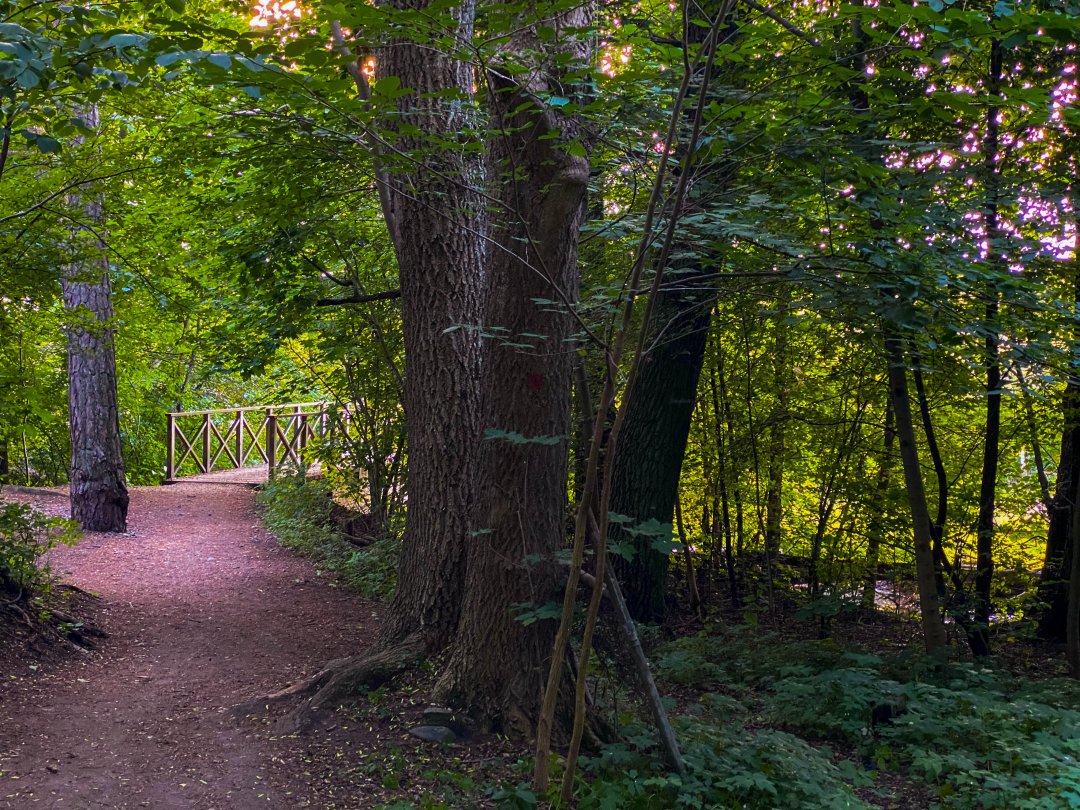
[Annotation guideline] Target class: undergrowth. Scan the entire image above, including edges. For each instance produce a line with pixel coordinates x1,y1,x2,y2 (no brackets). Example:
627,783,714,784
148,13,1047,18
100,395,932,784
257,471,397,600
0,499,78,602
645,627,1080,809
477,627,1080,809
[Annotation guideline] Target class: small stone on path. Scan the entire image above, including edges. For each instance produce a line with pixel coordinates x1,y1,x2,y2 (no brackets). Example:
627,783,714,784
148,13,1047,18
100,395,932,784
408,725,459,743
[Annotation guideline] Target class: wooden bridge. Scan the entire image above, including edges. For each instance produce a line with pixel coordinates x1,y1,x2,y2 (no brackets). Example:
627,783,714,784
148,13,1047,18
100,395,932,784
165,402,337,483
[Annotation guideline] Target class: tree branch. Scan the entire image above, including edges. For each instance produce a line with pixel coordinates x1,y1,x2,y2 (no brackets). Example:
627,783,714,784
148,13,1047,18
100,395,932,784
739,0,821,46
315,289,401,306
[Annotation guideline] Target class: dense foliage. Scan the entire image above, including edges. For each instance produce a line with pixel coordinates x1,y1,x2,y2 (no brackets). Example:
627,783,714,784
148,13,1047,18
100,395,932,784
2,0,1080,805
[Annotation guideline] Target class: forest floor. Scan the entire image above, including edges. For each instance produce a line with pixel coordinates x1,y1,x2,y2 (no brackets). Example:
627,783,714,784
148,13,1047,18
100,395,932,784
0,479,500,810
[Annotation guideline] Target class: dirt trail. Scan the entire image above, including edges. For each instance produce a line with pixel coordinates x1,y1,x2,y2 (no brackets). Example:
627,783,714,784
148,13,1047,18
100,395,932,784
0,481,378,809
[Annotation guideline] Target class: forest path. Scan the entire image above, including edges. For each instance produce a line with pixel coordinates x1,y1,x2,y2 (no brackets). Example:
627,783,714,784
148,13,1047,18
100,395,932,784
0,481,378,809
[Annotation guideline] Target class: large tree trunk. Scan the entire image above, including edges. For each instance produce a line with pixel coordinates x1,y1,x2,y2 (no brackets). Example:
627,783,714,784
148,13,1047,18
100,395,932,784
438,9,592,730
278,1,596,735
62,105,128,533
608,6,739,621
374,0,486,650
608,288,712,621
884,332,948,654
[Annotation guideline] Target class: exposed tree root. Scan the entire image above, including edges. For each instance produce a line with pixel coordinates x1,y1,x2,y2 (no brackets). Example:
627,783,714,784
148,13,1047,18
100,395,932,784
0,587,105,653
57,583,102,600
236,633,427,735
49,608,107,649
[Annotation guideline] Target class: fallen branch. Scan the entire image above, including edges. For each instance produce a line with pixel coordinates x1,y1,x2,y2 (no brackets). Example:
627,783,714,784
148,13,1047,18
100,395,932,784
57,583,102,600
590,511,685,775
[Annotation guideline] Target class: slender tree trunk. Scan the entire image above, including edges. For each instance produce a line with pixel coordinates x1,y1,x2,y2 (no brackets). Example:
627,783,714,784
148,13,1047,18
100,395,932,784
711,360,741,604
718,352,747,560
863,396,894,608
1038,230,1080,642
911,357,951,599
884,332,948,654
62,104,128,533
973,36,1005,655
763,294,789,559
375,0,486,650
1015,363,1052,510
674,493,702,614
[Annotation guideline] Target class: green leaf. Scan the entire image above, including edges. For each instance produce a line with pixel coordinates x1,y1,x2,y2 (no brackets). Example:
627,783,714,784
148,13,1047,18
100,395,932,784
565,140,587,158
34,135,60,153
483,428,563,446
207,53,232,70
373,75,402,96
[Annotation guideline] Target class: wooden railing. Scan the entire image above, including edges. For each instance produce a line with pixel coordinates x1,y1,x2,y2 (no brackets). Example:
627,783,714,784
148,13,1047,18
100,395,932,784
165,402,333,482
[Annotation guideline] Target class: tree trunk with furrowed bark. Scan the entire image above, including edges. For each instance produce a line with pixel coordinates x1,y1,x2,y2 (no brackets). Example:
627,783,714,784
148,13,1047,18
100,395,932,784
62,104,128,533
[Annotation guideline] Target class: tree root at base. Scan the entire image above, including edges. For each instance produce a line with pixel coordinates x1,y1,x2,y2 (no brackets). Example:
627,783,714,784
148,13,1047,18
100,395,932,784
235,633,427,735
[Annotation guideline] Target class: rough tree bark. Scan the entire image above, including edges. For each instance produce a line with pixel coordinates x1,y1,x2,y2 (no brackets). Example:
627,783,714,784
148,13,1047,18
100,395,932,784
438,3,593,732
62,104,128,533
266,1,598,735
373,0,486,652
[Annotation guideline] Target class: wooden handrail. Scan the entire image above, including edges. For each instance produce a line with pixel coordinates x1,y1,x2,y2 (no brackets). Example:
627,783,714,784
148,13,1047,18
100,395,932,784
165,401,342,482
166,402,326,418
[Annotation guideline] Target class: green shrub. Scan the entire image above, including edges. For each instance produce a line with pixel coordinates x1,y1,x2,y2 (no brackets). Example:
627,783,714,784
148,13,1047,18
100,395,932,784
257,472,398,599
0,500,78,597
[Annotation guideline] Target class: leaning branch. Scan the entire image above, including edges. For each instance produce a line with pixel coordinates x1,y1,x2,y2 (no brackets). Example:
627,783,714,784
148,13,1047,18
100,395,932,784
739,0,821,46
315,288,401,306
330,20,398,244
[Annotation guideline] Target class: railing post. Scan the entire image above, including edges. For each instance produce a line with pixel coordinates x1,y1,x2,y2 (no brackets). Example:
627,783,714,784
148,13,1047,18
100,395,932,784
202,413,211,473
298,412,309,456
266,409,278,478
166,413,176,482
236,410,244,468
293,404,302,454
